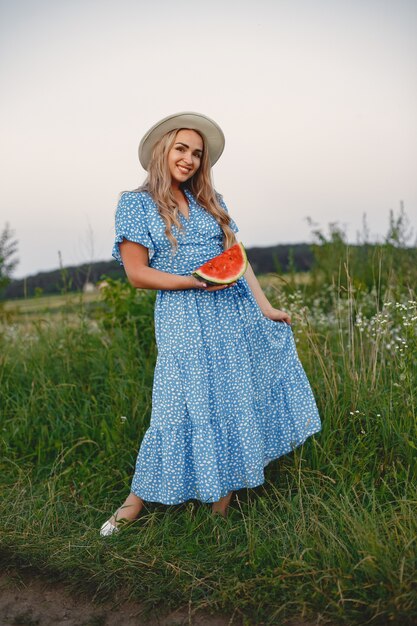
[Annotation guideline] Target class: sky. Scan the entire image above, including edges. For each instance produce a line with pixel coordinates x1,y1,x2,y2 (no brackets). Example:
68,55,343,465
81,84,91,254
1,0,416,279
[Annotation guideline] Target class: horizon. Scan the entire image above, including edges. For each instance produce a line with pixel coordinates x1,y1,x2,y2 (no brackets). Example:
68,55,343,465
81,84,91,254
7,226,416,283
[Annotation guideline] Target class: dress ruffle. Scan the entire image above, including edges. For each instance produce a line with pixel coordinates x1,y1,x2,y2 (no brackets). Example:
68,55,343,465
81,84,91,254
133,362,320,504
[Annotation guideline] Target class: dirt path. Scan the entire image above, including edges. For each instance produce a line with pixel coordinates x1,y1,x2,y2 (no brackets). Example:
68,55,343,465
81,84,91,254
0,569,321,626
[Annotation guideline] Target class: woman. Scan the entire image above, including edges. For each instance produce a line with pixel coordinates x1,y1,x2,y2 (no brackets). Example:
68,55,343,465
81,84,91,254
101,112,321,536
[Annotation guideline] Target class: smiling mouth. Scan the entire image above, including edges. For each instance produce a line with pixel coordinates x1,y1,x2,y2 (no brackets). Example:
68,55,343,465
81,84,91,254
177,165,192,174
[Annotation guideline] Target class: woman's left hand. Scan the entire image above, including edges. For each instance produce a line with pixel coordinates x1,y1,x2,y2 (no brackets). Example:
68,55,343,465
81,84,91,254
262,307,291,325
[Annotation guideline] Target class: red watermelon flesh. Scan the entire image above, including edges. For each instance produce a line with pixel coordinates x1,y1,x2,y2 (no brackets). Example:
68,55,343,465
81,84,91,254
192,242,248,285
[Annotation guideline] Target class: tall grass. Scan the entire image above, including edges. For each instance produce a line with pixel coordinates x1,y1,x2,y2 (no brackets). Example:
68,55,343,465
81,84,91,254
1,259,416,624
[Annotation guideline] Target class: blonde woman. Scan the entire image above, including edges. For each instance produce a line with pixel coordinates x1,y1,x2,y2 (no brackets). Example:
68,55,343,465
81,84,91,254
101,112,321,535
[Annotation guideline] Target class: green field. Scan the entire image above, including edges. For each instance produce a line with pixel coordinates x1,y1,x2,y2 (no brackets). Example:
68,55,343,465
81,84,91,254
3,290,99,313
1,260,416,624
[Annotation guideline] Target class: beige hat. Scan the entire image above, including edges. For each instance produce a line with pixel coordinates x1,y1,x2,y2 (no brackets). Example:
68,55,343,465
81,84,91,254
138,111,225,171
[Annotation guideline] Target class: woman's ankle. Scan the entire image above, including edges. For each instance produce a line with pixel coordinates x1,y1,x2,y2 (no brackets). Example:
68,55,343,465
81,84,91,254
112,494,144,523
211,491,233,517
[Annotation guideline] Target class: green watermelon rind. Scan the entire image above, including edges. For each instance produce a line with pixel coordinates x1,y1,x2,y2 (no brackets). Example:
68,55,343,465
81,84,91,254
192,242,248,285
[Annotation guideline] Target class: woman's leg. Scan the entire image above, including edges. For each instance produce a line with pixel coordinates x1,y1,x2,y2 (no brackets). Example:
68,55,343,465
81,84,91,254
211,491,233,517
109,492,144,525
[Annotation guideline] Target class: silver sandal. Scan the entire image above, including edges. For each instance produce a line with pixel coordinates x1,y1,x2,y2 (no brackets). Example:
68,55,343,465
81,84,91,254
99,519,119,537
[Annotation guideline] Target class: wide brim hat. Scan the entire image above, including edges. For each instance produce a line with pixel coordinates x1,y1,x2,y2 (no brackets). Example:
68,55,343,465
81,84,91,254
138,111,225,171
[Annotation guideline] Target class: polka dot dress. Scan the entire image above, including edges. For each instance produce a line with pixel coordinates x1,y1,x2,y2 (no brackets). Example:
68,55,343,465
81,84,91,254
112,188,321,504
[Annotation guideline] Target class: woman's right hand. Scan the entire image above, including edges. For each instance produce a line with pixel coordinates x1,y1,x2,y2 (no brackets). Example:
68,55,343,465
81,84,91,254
190,276,237,291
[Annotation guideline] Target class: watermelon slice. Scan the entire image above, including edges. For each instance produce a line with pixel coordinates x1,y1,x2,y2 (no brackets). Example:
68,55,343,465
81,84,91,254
192,242,248,285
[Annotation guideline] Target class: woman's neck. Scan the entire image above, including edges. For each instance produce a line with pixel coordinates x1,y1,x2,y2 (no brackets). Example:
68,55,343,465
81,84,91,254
171,184,185,199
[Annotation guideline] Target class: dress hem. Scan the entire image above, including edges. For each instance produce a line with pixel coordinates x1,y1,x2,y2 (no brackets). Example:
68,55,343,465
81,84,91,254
130,425,321,505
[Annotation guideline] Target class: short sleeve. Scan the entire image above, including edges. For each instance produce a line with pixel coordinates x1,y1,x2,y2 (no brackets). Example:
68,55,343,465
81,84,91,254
217,194,239,234
112,192,154,265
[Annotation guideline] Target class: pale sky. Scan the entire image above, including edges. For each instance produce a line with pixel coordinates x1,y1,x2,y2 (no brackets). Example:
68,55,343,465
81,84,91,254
1,0,416,279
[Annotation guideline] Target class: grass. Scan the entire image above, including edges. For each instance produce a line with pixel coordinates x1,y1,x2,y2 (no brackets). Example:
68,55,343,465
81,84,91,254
0,275,416,625
3,290,99,314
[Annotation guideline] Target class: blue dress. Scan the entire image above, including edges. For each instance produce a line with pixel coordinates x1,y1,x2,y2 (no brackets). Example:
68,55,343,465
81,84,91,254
112,188,321,504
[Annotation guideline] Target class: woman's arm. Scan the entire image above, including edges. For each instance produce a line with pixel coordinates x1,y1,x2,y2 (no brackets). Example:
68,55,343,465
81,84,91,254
119,240,234,292
120,240,203,290
244,262,291,324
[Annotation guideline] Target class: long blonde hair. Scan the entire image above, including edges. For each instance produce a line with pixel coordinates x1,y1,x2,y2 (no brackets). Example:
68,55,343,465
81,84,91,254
135,129,236,251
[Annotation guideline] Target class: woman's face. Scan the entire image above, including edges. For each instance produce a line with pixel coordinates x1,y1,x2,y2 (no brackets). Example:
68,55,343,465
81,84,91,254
168,129,203,186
